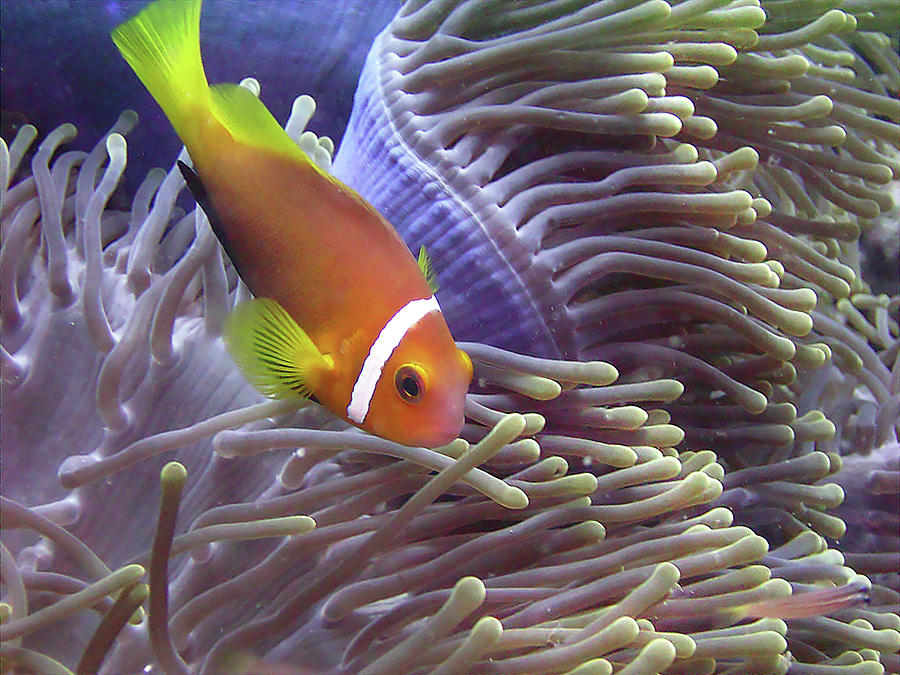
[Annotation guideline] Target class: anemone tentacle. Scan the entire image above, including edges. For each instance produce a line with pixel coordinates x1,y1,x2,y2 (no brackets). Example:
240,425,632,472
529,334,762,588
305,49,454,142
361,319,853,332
2,1,899,673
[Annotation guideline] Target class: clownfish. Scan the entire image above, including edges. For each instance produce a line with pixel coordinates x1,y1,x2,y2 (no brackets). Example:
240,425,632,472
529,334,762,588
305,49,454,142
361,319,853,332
111,0,472,447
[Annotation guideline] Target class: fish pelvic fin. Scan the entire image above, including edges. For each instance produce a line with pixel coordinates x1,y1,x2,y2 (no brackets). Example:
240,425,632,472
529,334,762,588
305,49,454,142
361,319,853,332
111,0,209,139
224,299,334,400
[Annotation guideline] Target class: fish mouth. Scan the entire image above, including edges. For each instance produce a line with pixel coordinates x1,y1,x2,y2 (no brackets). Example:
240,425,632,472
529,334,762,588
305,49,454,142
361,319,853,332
419,408,466,449
430,409,466,448
440,415,466,445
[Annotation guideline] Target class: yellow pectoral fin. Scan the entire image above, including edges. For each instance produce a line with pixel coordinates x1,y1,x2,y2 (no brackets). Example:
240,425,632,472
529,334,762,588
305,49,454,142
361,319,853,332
224,298,333,400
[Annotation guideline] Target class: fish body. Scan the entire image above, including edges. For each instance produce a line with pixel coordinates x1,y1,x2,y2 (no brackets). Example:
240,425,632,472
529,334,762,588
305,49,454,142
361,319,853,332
112,0,472,447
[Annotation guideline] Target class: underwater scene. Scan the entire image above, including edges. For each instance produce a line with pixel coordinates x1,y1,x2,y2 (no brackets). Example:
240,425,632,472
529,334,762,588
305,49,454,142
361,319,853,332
1,0,899,673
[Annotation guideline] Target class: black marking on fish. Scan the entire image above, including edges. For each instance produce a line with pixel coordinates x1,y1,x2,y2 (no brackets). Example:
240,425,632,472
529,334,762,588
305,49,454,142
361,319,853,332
177,160,240,268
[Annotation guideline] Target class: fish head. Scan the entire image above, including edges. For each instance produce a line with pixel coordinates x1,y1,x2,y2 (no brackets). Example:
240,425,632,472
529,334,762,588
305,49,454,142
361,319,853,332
364,312,472,448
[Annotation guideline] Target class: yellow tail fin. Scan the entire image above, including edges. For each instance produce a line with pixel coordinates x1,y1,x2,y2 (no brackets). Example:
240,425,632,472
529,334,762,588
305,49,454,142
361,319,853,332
112,0,311,162
111,0,208,140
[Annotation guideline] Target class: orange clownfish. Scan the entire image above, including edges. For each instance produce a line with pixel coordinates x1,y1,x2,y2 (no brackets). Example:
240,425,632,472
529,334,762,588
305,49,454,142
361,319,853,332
112,0,472,447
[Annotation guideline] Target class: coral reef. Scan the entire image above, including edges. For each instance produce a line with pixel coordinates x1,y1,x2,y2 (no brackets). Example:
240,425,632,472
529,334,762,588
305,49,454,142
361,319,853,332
2,1,899,673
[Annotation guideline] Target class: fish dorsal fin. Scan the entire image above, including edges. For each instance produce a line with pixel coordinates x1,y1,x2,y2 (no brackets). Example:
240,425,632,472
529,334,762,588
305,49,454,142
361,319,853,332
209,83,310,163
224,298,333,399
417,245,439,293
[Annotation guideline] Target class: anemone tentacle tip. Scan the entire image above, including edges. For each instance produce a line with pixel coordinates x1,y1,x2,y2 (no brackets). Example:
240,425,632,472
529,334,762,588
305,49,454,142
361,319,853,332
3,0,900,672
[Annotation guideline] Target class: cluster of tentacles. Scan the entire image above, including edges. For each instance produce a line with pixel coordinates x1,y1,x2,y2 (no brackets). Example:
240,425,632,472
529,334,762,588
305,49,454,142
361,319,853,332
2,0,899,673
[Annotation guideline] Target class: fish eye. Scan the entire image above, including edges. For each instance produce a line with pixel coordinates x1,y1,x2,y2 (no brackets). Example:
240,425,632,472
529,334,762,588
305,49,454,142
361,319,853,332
395,365,425,403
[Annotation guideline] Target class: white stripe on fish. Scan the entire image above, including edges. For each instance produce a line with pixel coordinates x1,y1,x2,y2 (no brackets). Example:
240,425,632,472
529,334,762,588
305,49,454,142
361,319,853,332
347,295,441,424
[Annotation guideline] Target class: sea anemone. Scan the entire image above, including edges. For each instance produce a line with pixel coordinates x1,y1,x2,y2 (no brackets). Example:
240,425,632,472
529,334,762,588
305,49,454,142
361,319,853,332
2,0,899,673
